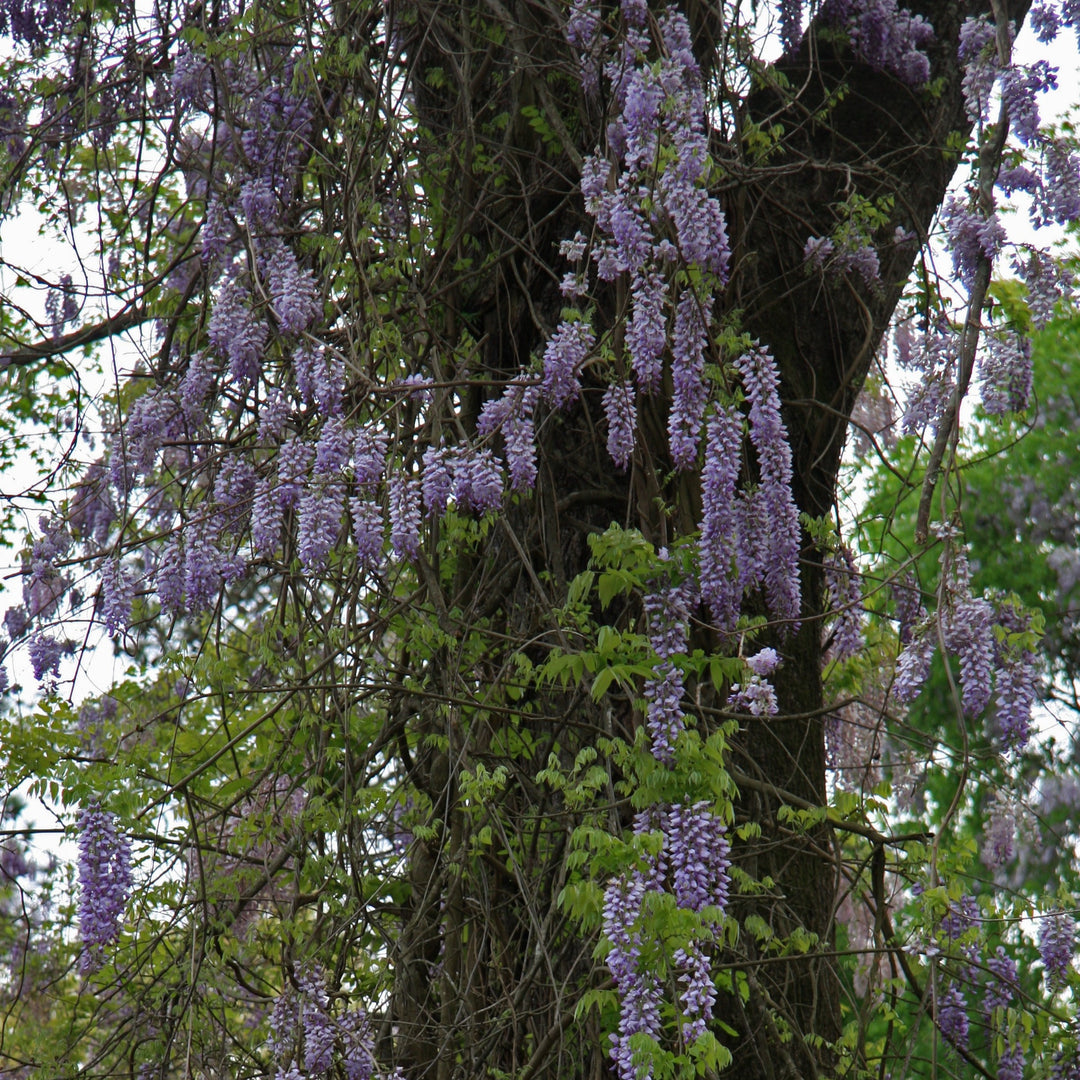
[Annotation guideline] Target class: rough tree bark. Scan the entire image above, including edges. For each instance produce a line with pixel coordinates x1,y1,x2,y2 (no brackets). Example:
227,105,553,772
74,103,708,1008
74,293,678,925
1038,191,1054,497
385,0,1032,1077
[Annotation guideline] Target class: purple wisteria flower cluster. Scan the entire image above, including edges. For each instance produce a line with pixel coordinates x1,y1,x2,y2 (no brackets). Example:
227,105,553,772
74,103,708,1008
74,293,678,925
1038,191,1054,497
268,968,403,1080
559,1,730,472
892,545,1040,754
823,544,863,661
1039,911,1075,989
0,0,72,49
641,566,695,764
602,802,731,1080
893,8,1078,437
819,0,935,86
599,551,789,1076
76,803,132,974
803,234,881,286
697,349,802,635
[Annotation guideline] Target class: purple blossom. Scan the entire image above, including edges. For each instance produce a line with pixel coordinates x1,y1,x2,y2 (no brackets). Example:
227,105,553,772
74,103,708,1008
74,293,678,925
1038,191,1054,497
736,346,801,625
620,70,663,170
294,343,343,414
421,446,452,517
981,793,1016,869
28,633,64,683
893,577,925,645
984,945,1018,1013
602,872,664,1080
821,0,934,86
941,893,980,941
202,197,230,264
542,318,594,408
252,478,284,556
979,331,1033,415
645,662,686,762
155,539,185,613
994,630,1039,751
580,154,611,212
269,990,299,1061
1039,912,1075,988
298,968,335,1074
559,232,588,262
674,943,715,1042
353,430,388,491
208,272,267,385
340,1008,377,1080
3,606,27,642
172,45,210,107
504,387,540,491
668,290,708,469
315,417,351,475
603,381,637,469
254,400,288,451
452,449,503,515
779,0,803,52
894,626,933,702
263,239,319,334
943,198,1006,292
746,648,780,676
1038,140,1080,227
1001,61,1057,146
181,351,215,425
662,174,731,278
942,596,995,716
666,802,731,913
734,488,770,598
99,560,133,637
350,497,384,567
77,803,132,974
388,476,420,560
824,545,862,660
69,464,117,546
959,16,999,123
1030,2,1061,42
804,235,836,269
937,984,969,1050
699,404,741,630
185,531,224,613
728,672,778,716
278,438,313,509
643,568,693,660
627,269,667,392
241,176,277,229
298,481,344,571
399,374,433,404
1014,248,1076,328
998,1043,1024,1080
215,456,257,518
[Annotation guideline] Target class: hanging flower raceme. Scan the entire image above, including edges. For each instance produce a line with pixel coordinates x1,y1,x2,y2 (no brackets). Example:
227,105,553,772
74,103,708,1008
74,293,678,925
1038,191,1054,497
602,803,731,1080
891,542,1041,755
76,803,132,974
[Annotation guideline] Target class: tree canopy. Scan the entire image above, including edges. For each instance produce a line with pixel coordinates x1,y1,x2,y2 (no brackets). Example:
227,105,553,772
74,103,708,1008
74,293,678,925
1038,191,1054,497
1,1,1079,1079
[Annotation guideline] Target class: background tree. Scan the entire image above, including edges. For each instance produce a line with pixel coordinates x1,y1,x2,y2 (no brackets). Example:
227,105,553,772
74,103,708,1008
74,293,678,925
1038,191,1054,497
0,1,1077,1079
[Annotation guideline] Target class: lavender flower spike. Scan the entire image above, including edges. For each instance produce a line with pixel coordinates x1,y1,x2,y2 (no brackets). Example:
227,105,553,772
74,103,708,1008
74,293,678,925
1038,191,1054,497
77,803,133,973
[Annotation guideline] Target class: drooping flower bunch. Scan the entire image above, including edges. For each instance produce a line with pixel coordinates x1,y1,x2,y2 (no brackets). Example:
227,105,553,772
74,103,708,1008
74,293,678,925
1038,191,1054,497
892,540,1041,754
76,803,132,974
823,543,863,661
818,0,935,85
1039,911,1076,989
602,802,731,1080
268,968,404,1080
